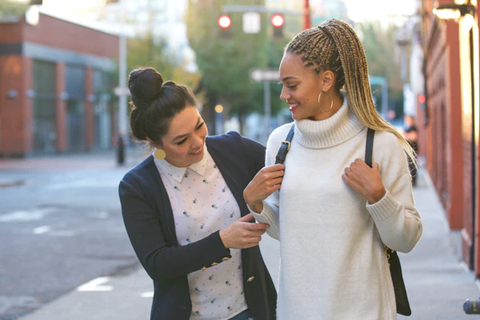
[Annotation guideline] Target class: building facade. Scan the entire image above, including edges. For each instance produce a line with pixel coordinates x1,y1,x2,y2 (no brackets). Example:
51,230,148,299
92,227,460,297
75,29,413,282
0,13,118,157
421,0,480,273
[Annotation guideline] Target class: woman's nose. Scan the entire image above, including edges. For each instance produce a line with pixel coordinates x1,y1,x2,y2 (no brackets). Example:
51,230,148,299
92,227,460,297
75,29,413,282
280,88,289,101
192,133,203,148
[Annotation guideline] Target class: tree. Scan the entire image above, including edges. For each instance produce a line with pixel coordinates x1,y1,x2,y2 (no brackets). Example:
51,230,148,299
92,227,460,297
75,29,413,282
357,22,404,119
0,0,28,19
127,34,199,90
186,0,269,133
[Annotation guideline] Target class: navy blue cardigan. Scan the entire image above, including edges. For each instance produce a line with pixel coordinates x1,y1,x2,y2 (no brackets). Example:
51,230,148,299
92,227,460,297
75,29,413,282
119,132,277,320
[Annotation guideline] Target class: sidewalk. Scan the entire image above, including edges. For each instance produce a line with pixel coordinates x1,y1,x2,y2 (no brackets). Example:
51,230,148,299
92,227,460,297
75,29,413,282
0,146,148,188
0,146,148,173
18,168,480,320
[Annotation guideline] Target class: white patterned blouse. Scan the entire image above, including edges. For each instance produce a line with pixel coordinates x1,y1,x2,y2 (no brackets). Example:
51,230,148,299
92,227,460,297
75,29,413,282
153,146,247,320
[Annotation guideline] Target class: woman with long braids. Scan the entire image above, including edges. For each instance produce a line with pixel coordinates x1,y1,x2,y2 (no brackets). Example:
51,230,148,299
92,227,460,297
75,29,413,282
119,67,277,320
244,19,422,319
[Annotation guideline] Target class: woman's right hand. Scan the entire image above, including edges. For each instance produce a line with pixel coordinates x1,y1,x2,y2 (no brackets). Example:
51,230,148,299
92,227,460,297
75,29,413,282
219,213,269,249
243,164,285,213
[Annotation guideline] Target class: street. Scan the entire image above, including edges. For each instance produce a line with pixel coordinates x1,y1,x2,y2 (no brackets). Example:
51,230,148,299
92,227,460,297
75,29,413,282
0,149,145,319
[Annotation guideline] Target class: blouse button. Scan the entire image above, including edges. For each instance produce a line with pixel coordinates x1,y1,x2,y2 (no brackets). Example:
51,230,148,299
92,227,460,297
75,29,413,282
211,262,219,266
247,276,255,282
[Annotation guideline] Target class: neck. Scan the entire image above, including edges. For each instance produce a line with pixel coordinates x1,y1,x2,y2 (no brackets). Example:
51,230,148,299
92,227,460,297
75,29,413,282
311,90,344,121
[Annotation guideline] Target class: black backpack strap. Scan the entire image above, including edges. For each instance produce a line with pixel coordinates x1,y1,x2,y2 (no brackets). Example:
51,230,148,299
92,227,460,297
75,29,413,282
365,128,375,168
275,124,295,164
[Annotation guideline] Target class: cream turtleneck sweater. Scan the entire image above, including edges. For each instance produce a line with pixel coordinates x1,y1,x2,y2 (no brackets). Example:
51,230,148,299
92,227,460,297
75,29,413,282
252,97,422,320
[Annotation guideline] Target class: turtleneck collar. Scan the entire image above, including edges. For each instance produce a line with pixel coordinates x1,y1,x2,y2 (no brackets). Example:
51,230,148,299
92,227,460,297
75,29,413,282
294,93,365,149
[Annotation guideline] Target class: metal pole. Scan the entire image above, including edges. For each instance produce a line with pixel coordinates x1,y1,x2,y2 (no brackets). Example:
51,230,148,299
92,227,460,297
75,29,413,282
304,0,310,30
264,81,271,144
117,0,128,166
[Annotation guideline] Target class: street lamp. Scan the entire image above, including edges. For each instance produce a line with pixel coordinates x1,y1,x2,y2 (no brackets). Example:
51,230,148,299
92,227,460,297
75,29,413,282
433,3,476,20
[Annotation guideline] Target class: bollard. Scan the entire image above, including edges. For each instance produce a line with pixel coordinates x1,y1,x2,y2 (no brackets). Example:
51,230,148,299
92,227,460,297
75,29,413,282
117,134,125,165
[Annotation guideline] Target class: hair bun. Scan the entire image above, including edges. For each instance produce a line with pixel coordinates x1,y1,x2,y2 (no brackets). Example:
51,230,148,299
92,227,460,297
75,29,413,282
128,67,164,108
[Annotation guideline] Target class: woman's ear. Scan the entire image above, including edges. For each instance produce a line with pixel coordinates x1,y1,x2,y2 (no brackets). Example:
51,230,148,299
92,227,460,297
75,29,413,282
321,70,336,91
147,137,162,149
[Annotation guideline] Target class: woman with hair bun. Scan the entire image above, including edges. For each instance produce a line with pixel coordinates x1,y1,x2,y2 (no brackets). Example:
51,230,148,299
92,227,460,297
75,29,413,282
119,67,276,320
244,19,422,319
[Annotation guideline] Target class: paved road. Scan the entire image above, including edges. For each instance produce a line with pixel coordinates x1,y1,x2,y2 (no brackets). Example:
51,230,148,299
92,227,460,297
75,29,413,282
0,148,147,319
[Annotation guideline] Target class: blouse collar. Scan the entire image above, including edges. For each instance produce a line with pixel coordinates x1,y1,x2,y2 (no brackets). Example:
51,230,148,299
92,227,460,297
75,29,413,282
154,145,208,183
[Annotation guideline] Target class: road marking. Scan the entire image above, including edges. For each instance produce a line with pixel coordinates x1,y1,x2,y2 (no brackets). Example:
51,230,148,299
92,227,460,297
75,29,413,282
141,292,153,298
77,277,113,292
92,211,109,219
33,226,51,234
0,208,53,222
50,230,75,237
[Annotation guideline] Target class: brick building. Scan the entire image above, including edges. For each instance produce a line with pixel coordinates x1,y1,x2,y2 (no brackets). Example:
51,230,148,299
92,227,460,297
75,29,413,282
0,13,119,157
421,0,480,274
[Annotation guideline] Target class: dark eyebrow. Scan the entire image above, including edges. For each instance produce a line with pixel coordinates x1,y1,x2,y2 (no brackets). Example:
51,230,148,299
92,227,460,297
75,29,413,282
172,116,201,142
281,76,297,82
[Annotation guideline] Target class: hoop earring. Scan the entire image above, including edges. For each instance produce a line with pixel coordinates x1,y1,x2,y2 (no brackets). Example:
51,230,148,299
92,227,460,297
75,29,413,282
155,149,166,160
317,91,334,113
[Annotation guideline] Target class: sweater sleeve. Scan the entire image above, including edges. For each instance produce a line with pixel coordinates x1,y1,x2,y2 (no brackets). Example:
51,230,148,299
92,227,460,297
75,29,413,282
366,134,423,253
119,176,232,281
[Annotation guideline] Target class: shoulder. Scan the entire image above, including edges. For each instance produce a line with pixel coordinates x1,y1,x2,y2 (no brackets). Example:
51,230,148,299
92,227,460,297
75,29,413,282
207,131,264,154
267,122,294,148
120,155,156,187
373,129,409,174
374,129,400,147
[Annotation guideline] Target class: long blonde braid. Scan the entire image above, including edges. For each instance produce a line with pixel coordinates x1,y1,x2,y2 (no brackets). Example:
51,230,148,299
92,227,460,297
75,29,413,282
286,19,417,166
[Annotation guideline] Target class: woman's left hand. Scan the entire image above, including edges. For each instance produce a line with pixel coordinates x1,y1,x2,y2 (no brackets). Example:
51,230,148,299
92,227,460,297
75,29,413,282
342,158,386,204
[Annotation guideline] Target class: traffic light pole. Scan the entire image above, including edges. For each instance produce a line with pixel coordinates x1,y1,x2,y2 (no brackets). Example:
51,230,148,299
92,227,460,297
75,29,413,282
304,0,310,30
263,81,271,144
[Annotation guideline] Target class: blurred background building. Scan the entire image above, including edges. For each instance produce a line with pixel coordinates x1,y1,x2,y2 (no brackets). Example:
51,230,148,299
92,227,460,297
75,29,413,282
0,7,118,157
416,0,480,276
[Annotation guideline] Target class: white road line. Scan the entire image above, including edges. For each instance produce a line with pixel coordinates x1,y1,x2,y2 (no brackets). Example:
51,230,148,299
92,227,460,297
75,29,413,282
33,226,51,234
0,208,53,222
77,277,113,292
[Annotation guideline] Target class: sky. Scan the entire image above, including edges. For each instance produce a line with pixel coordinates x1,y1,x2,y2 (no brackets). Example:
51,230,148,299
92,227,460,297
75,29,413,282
27,0,420,24
343,0,418,24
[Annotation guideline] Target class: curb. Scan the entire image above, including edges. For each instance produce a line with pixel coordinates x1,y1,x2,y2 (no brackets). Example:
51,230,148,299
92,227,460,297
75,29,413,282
0,180,27,188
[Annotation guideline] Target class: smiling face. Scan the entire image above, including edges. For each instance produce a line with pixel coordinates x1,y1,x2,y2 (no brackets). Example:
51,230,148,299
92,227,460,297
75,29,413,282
159,106,208,167
280,52,336,121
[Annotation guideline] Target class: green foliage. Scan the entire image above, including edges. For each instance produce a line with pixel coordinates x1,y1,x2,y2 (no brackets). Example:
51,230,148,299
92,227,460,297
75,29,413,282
127,33,199,90
0,0,28,19
186,0,270,118
357,21,404,116
266,36,289,116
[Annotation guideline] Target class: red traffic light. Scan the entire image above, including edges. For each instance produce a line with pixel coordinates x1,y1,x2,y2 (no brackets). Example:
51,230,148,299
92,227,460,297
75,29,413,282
271,14,284,28
218,15,232,29
418,94,425,104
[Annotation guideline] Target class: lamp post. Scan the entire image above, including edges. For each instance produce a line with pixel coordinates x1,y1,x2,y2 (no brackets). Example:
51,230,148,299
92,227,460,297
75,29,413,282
108,0,129,166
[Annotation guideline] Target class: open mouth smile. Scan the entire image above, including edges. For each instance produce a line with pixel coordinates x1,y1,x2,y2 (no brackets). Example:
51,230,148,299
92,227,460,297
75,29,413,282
189,147,203,156
288,103,299,112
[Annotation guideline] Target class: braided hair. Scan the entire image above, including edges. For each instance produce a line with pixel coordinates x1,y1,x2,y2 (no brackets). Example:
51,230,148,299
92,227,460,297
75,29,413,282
286,19,416,166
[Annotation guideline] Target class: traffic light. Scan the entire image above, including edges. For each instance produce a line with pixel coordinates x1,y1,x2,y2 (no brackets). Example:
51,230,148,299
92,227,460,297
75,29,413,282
30,0,43,4
218,14,232,39
271,14,284,38
418,94,425,105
